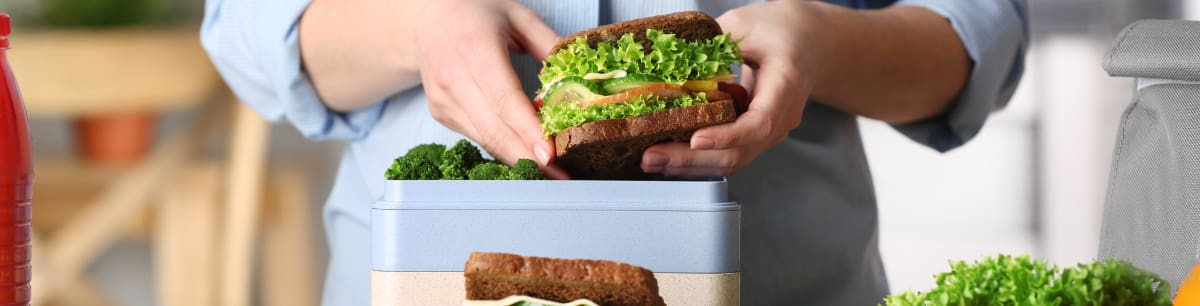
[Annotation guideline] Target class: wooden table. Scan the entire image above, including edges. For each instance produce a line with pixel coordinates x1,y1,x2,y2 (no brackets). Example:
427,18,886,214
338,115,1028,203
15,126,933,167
9,28,219,117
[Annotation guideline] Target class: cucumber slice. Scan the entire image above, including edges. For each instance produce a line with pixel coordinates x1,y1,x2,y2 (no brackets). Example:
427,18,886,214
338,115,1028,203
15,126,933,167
601,74,665,94
544,76,603,105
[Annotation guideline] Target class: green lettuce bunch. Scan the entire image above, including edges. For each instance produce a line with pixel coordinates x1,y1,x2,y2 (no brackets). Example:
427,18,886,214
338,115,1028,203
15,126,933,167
883,254,1171,306
539,92,708,136
539,29,742,86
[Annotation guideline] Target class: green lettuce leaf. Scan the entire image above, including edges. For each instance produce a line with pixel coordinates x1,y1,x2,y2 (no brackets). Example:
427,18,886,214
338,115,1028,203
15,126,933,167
882,254,1172,306
540,29,741,87
539,93,709,137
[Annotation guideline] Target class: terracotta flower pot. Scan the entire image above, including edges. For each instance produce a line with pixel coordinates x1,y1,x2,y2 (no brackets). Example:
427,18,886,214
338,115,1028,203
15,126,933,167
74,111,155,165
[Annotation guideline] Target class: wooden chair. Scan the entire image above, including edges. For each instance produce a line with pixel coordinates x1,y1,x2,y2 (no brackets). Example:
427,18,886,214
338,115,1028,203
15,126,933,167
11,27,319,306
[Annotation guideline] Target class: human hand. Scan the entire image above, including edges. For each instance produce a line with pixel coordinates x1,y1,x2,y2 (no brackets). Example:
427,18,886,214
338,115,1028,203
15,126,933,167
415,0,569,179
641,2,831,177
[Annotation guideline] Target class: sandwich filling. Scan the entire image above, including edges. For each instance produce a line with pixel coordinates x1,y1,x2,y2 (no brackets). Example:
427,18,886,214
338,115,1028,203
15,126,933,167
536,29,742,136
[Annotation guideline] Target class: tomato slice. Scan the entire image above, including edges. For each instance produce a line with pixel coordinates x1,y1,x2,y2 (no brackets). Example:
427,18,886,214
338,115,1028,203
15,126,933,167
701,90,732,102
718,82,751,114
533,96,544,111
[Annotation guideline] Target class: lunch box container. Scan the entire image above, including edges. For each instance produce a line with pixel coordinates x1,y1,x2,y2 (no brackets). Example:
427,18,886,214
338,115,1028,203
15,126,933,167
370,179,741,306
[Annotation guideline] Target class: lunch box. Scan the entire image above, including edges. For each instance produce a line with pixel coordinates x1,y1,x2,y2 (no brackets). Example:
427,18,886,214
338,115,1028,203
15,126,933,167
370,179,741,305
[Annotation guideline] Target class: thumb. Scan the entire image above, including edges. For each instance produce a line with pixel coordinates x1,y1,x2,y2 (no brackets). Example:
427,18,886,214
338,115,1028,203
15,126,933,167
507,5,560,61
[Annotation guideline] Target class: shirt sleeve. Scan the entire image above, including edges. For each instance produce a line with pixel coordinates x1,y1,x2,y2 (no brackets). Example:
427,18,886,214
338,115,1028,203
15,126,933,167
200,0,385,141
888,0,1029,152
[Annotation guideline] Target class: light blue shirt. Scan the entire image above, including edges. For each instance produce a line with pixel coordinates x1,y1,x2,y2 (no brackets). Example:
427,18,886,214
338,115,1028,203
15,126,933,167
201,1,1027,305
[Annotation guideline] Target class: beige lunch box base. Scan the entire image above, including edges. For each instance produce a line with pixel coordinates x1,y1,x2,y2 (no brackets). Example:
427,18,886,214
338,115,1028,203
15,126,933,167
371,271,740,306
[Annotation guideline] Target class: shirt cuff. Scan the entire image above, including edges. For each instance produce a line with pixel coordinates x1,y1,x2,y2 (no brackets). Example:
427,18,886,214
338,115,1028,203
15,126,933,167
888,0,1028,152
202,0,385,141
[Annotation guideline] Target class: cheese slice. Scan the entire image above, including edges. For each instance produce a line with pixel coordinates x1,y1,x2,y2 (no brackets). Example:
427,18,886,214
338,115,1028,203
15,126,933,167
583,70,627,81
463,295,600,306
536,69,734,99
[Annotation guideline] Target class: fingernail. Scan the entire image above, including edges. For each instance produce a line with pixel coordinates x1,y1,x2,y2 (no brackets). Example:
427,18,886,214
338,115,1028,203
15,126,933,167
643,151,667,167
534,145,551,165
692,136,715,150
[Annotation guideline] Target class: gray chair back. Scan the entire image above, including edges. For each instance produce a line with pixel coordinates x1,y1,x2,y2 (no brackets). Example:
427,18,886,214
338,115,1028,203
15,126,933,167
1100,19,1200,295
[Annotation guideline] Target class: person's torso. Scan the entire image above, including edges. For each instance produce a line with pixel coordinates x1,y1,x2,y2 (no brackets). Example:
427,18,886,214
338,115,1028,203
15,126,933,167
326,1,889,304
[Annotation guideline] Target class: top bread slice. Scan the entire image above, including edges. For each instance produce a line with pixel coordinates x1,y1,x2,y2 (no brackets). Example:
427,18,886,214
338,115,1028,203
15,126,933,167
548,11,737,179
464,252,666,306
550,11,723,54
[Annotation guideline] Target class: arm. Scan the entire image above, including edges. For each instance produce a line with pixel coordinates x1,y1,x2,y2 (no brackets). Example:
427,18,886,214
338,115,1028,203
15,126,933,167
804,3,969,124
642,0,1027,177
299,0,422,112
300,0,565,178
205,0,569,178
201,0,386,140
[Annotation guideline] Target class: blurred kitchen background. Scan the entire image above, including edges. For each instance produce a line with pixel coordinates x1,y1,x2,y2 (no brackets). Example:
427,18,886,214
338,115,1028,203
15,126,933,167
0,0,1194,305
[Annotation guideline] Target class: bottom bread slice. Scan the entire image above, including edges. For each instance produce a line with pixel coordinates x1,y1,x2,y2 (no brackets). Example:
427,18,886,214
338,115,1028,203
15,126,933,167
553,99,737,180
464,252,666,306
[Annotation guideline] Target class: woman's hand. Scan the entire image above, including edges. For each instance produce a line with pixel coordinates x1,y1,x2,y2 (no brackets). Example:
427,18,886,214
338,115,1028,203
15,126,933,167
641,1,968,177
415,1,568,178
641,2,830,177
302,0,569,178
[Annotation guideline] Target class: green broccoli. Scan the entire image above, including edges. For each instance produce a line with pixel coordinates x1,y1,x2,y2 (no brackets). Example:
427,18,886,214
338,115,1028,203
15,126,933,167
405,143,445,164
467,162,510,180
507,159,546,180
439,139,485,180
384,155,441,180
387,140,546,181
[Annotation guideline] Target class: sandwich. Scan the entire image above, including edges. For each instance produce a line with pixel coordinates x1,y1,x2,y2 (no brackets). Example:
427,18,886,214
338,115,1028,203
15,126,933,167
463,252,666,306
535,11,748,179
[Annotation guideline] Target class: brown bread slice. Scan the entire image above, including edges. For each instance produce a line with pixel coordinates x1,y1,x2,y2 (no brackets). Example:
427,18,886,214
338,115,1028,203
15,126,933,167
546,11,735,179
555,100,736,180
464,252,665,306
549,11,722,54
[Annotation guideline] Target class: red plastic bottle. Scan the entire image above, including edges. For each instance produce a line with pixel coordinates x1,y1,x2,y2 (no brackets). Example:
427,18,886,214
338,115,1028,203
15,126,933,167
0,13,32,306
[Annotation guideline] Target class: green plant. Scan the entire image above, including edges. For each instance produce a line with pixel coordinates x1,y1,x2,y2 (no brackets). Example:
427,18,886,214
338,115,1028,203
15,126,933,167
39,0,171,28
507,159,545,180
386,140,546,181
467,162,510,180
540,29,741,86
439,139,486,180
385,155,440,180
405,143,445,164
883,254,1171,306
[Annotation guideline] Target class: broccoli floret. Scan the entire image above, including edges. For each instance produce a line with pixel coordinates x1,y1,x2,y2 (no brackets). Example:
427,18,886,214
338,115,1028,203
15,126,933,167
467,162,510,180
507,159,546,180
385,158,403,180
439,139,485,179
385,155,441,180
405,143,445,164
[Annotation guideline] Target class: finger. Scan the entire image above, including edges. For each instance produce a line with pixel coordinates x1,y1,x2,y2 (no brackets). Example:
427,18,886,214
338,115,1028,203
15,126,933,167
690,63,801,150
421,65,482,141
506,4,560,61
433,55,529,165
641,142,741,177
717,9,766,70
456,85,535,165
435,101,482,143
540,163,571,180
464,40,555,166
739,64,756,91
536,134,569,180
